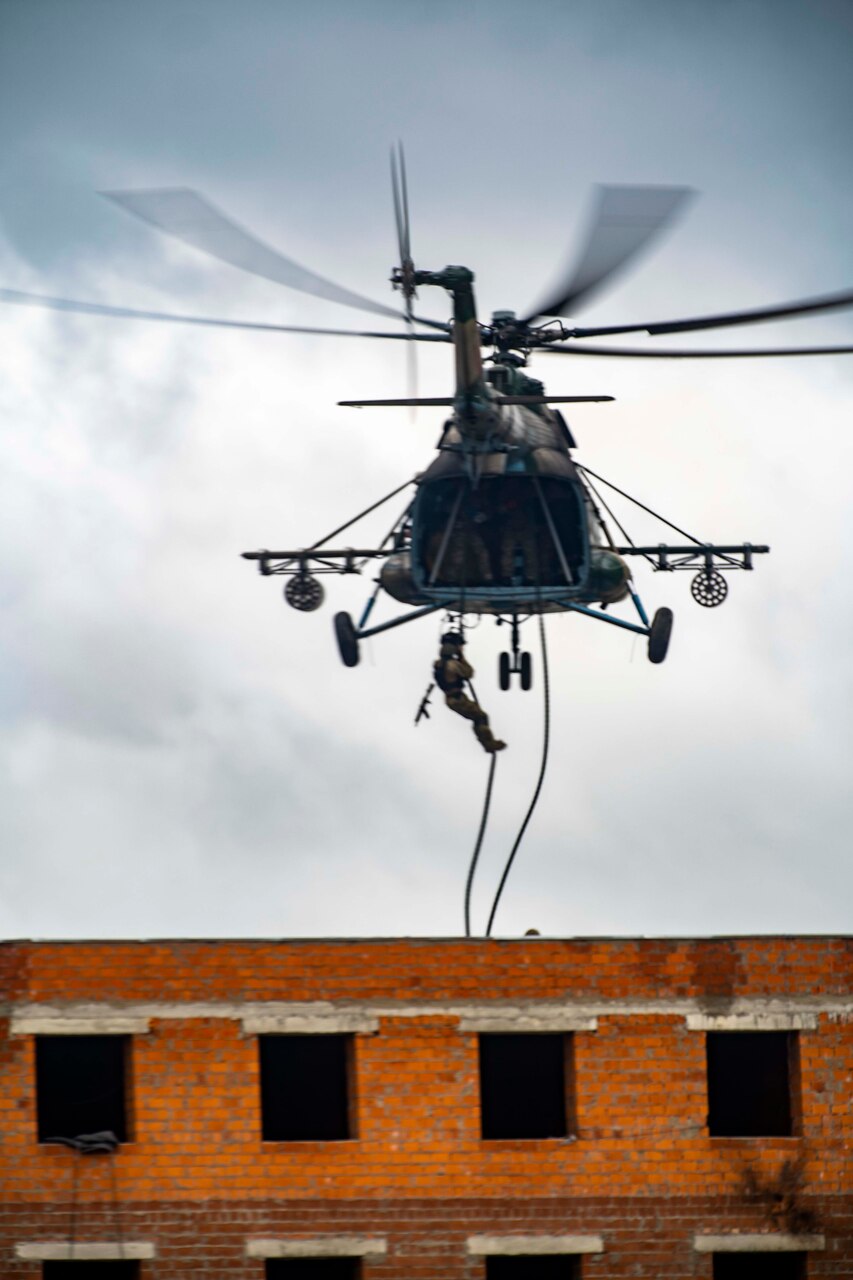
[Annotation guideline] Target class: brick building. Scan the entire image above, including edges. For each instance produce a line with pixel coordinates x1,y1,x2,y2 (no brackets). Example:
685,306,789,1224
1,936,850,1278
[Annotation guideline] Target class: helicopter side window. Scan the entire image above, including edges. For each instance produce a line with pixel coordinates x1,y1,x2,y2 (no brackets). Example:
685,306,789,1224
419,479,490,587
586,501,610,549
496,477,585,587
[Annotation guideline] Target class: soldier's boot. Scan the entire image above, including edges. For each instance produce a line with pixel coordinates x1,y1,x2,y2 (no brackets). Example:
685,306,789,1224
474,722,507,754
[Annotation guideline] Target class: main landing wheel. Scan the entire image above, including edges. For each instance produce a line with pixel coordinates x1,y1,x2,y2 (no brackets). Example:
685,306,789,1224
334,612,360,667
498,652,511,691
647,607,673,665
520,651,533,691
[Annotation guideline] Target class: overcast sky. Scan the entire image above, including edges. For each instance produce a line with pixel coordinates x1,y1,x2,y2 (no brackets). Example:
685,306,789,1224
1,0,851,941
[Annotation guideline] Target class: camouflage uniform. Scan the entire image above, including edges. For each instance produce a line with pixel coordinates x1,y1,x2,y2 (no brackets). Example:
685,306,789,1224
434,635,506,754
426,527,491,585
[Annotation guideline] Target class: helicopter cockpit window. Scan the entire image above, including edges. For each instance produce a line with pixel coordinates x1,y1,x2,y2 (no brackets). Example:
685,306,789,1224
418,476,586,590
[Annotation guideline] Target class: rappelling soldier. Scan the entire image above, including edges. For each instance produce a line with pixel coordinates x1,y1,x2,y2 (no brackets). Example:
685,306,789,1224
433,631,506,754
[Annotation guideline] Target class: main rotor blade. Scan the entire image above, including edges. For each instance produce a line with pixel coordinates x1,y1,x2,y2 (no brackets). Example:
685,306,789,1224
568,286,853,338
540,340,853,358
522,184,694,323
0,287,452,340
104,187,407,321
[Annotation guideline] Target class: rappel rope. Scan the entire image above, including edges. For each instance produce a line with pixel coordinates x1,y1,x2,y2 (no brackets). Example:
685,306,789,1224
464,751,498,938
485,614,550,937
68,1148,80,1261
50,1133,137,1268
109,1152,126,1261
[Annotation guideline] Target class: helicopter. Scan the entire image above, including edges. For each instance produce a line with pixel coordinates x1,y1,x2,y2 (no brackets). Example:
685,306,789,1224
5,149,853,688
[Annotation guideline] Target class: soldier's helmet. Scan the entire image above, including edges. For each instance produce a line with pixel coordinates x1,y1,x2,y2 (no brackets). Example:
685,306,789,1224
441,631,465,647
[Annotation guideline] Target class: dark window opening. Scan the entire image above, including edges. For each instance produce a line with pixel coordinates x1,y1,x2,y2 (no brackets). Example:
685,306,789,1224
479,1033,571,1140
266,1262,360,1280
36,1035,129,1144
416,476,586,590
706,1031,798,1137
43,1265,140,1278
713,1253,805,1280
486,1257,581,1280
260,1034,352,1141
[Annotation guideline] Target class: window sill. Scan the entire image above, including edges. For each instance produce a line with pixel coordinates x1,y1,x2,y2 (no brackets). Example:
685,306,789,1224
38,1140,133,1150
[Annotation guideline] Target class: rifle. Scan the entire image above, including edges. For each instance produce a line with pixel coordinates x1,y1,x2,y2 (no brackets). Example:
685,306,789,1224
414,682,435,725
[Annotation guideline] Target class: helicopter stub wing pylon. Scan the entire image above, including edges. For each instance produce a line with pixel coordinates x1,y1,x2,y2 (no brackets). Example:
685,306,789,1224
242,548,389,576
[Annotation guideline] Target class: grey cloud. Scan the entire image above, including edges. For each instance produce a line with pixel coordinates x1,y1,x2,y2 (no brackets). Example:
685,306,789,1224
1,0,851,940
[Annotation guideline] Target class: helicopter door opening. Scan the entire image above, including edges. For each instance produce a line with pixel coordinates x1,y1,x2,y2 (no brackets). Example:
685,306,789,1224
417,475,587,591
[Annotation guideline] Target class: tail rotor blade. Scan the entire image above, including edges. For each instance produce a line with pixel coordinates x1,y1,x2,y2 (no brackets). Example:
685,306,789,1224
391,146,406,268
406,331,420,423
391,142,419,418
390,142,416,318
398,142,412,265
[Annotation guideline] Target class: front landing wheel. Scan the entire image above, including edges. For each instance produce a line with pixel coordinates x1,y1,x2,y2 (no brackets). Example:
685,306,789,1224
334,612,360,667
648,607,673,664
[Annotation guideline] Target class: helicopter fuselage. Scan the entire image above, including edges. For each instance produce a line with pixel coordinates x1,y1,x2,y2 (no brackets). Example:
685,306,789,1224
378,267,631,615
243,250,770,671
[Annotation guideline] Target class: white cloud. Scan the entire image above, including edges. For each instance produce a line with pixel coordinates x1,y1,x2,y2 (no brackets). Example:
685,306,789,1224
1,0,851,939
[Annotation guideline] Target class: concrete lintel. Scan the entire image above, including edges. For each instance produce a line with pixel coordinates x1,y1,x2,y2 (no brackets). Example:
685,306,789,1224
694,1234,825,1253
460,1015,597,1033
16,1242,156,1260
242,1015,379,1035
686,1013,818,1033
6,996,852,1024
10,1016,150,1036
246,1237,387,1259
467,1235,604,1256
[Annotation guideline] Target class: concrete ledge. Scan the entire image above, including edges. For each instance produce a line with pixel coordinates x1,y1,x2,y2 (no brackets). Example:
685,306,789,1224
460,1015,598,1033
7,996,851,1024
467,1235,604,1256
16,1242,156,1260
694,1234,825,1253
10,1016,150,1036
246,1238,387,1259
242,1015,379,1035
686,1013,818,1032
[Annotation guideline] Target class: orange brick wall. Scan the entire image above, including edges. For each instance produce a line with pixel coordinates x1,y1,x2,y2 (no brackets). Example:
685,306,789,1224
1,936,851,1276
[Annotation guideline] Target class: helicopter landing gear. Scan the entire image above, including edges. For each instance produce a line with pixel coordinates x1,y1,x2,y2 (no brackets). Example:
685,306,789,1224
498,615,533,690
647,607,673,664
334,611,360,667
